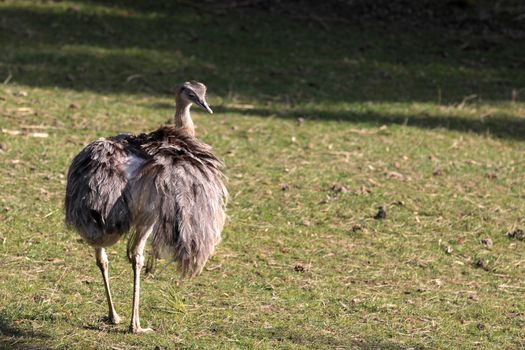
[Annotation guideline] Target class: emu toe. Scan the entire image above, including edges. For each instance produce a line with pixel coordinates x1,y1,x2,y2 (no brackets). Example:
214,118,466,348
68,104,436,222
130,326,154,334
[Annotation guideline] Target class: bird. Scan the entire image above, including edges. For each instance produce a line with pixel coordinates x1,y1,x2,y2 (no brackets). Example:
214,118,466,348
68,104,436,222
64,81,227,333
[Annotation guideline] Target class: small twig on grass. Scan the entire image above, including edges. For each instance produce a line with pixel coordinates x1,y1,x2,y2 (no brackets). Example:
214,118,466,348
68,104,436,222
197,0,267,10
43,209,58,219
1,128,49,138
346,125,388,135
49,267,69,300
20,124,62,130
456,94,478,109
125,74,143,83
3,70,12,84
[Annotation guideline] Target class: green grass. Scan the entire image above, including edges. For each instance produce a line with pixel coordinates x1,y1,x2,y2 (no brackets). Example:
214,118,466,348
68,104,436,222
1,1,525,349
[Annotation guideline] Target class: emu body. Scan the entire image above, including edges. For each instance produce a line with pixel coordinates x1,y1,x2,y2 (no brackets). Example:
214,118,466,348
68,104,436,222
65,81,226,333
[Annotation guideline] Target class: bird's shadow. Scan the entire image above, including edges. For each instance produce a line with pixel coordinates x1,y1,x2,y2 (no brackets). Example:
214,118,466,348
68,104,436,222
82,320,128,334
0,312,51,350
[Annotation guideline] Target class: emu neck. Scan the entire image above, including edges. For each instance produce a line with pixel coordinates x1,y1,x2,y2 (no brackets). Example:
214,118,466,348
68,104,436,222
174,100,195,137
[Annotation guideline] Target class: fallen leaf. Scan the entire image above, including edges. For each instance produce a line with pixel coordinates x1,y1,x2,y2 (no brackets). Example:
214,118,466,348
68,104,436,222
302,219,312,227
2,129,22,135
28,132,48,138
16,107,34,114
355,186,371,195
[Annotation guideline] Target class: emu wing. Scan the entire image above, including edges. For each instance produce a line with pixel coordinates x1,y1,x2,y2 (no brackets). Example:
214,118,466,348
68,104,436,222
65,136,135,246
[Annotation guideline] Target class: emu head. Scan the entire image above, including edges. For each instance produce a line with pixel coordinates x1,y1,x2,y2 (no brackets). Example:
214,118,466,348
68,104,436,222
177,81,213,114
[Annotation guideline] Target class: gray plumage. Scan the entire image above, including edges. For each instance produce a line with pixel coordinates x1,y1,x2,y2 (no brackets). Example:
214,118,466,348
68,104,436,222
64,81,226,333
130,127,226,276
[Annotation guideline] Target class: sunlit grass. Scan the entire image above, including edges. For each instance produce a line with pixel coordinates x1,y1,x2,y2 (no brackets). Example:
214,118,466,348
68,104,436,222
1,1,525,349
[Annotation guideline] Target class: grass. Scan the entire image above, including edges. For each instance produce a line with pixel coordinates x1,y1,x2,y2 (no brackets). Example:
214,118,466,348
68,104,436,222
1,1,525,349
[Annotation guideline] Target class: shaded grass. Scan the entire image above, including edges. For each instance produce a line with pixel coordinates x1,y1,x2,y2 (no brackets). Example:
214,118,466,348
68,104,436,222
1,1,525,349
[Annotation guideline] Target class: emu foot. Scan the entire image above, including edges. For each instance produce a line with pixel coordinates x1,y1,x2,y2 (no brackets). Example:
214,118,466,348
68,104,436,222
109,313,121,325
130,326,154,334
102,313,121,325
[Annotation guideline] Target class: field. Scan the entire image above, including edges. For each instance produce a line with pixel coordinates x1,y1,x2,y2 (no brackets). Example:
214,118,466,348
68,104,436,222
1,1,525,349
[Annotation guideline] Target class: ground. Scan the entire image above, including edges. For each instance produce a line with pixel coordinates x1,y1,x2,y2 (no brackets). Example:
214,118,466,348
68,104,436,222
1,1,525,349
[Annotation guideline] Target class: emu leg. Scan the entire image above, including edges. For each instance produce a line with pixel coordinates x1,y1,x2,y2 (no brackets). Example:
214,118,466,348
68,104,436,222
129,224,154,333
95,248,121,325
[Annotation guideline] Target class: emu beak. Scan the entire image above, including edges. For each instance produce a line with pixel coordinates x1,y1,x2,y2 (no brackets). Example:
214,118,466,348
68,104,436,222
197,100,213,114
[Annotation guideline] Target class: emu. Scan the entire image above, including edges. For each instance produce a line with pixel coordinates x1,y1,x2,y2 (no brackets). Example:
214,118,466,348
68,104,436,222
65,81,227,333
